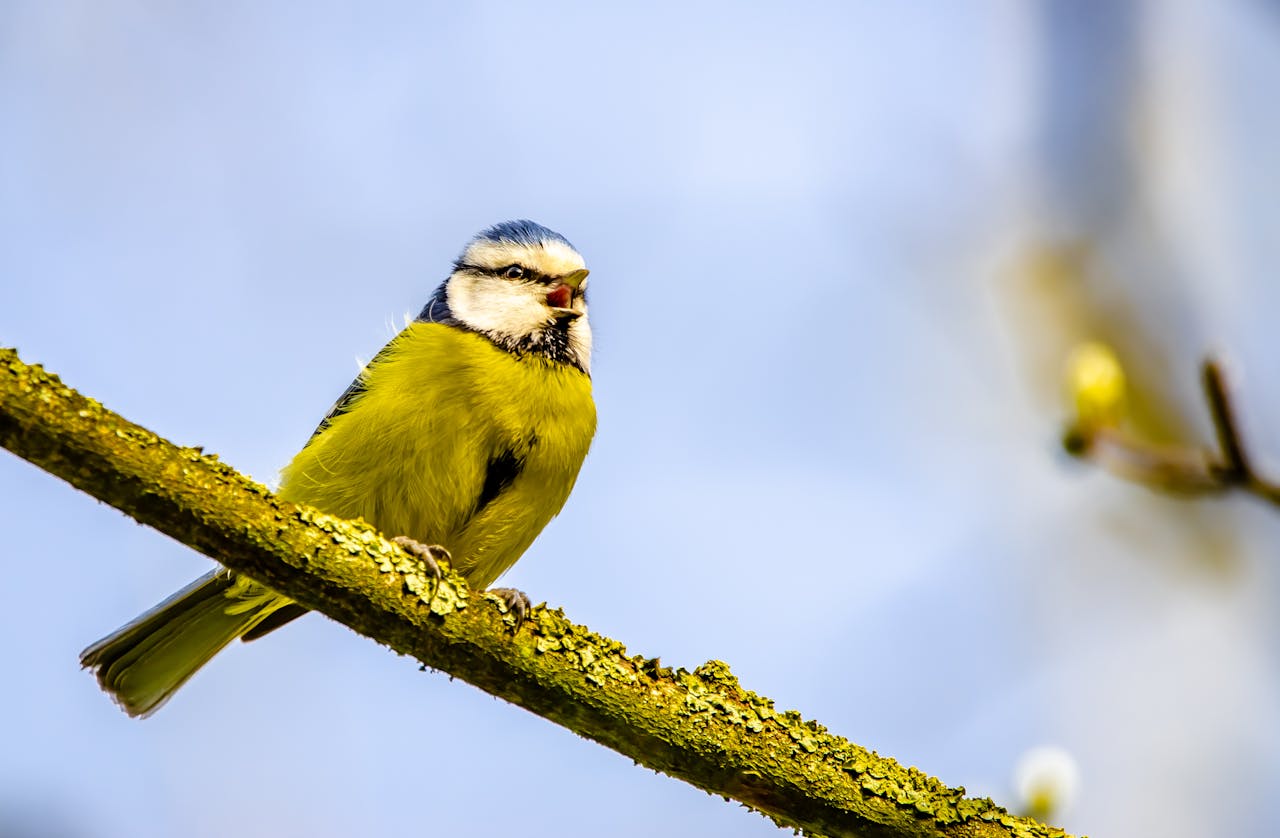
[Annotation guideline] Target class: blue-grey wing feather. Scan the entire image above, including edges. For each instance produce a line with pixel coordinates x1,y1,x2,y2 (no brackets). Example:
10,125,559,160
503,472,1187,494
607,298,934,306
307,283,454,443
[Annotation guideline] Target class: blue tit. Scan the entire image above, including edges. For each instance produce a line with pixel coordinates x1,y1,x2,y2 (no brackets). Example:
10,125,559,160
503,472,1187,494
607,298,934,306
81,220,596,717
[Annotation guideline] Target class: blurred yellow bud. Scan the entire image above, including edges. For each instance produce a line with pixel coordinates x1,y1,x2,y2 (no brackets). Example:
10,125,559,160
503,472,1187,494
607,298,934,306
1014,745,1080,822
1066,342,1126,429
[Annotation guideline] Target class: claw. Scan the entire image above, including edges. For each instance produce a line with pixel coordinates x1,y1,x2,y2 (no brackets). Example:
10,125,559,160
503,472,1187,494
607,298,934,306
391,536,448,580
488,587,531,627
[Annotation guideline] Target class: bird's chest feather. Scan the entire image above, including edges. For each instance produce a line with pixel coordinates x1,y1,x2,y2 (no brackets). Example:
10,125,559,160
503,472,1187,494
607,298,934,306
279,324,595,573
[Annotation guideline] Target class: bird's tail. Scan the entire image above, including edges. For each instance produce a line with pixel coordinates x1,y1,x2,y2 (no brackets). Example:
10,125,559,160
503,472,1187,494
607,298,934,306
80,569,292,718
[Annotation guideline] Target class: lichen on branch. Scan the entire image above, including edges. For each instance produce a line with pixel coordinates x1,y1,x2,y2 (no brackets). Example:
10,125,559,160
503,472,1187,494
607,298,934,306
0,346,1072,838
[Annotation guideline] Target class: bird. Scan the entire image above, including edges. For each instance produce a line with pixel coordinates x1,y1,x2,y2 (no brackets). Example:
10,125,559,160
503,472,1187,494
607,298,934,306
80,219,597,717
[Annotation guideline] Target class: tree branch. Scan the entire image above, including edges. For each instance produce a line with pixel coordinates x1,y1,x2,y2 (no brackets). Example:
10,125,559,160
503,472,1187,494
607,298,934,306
0,346,1069,838
1065,352,1280,508
1202,361,1252,481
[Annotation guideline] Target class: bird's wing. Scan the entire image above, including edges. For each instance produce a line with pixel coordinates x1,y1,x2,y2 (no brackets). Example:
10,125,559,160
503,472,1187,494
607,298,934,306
305,334,402,442
308,288,453,442
243,335,407,643
308,375,369,441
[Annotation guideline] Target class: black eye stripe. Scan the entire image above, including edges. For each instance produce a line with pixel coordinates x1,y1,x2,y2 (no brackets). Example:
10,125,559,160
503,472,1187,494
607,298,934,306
503,266,557,284
454,262,558,284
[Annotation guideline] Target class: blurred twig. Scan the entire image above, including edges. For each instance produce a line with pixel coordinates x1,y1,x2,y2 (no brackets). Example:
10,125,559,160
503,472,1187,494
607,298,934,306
1065,351,1280,508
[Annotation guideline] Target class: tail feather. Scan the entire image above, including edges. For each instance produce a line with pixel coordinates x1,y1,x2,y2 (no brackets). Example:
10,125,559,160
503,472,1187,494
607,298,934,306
81,569,288,718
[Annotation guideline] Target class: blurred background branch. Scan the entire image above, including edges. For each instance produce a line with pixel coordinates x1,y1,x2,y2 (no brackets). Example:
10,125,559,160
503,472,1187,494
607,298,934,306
1063,347,1280,507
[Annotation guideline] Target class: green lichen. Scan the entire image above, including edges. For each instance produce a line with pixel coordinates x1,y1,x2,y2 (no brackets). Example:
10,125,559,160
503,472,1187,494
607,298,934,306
293,505,469,615
524,609,640,688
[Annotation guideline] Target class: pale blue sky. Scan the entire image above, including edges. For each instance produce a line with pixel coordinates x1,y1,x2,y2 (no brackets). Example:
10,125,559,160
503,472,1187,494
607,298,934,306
3,4,1280,837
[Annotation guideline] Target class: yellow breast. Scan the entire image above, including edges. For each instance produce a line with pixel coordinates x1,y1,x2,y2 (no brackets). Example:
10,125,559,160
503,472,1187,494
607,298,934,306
278,322,596,588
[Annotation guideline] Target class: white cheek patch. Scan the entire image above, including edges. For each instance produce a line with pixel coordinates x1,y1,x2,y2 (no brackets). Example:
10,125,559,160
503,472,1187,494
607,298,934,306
446,273,553,338
445,272,593,372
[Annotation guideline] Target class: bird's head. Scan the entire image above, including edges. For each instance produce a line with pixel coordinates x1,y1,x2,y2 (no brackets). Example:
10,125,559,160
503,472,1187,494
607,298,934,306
421,220,592,373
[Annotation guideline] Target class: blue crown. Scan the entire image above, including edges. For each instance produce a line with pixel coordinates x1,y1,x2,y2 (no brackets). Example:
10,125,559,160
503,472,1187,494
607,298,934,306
472,219,574,252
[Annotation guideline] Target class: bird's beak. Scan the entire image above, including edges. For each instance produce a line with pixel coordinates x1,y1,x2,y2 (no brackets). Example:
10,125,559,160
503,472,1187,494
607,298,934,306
560,269,589,290
547,269,589,320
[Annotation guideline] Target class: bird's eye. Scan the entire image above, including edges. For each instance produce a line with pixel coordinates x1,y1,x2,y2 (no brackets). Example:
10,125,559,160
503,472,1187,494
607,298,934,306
502,265,526,279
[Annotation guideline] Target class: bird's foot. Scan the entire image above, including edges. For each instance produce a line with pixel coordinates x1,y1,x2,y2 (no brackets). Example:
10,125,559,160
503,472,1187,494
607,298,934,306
488,587,532,627
391,536,449,581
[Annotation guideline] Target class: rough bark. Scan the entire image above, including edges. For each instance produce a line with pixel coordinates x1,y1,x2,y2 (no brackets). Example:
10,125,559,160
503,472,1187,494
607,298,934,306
0,346,1073,838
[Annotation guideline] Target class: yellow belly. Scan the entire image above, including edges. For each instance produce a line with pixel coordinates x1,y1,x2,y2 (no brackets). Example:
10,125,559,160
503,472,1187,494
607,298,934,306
278,322,596,588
